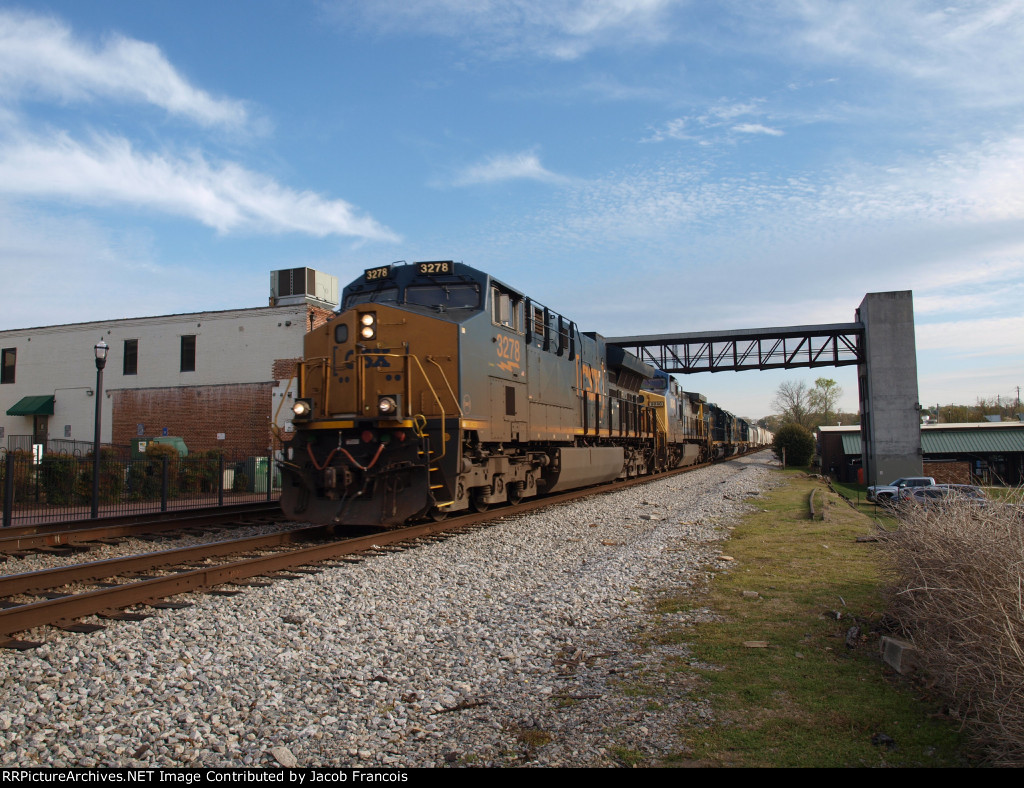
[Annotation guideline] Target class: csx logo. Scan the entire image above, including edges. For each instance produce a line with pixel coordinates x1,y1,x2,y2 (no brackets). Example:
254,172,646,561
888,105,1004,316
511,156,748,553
580,363,603,392
343,349,392,368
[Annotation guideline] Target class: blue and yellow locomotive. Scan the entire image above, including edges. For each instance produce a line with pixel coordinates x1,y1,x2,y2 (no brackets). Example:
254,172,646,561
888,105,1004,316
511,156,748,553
278,261,757,527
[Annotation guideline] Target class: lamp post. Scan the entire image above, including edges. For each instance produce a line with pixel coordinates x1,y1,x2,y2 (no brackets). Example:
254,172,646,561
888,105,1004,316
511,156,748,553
91,340,108,519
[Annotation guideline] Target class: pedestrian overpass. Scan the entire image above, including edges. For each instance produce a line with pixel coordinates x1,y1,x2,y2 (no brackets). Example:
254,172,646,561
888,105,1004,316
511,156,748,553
607,291,920,486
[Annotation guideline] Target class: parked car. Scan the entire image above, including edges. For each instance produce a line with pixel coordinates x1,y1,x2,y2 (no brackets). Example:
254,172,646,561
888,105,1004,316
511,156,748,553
867,476,936,503
897,484,989,511
938,484,989,505
896,486,947,508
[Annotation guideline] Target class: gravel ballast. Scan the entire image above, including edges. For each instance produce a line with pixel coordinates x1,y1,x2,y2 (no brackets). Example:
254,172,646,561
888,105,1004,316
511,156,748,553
0,452,780,768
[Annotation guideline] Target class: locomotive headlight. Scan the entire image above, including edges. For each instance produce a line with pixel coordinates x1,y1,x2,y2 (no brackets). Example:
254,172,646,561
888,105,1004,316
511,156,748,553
358,312,377,340
377,396,398,417
292,399,313,419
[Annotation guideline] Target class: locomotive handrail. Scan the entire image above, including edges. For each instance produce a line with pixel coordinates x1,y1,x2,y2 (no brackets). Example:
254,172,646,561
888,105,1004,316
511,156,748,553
297,357,331,418
425,356,463,418
355,350,461,463
270,374,297,445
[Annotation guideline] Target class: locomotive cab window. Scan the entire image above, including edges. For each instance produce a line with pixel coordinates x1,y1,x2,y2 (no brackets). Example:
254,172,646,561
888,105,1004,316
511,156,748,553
491,286,522,331
342,286,399,309
406,283,480,310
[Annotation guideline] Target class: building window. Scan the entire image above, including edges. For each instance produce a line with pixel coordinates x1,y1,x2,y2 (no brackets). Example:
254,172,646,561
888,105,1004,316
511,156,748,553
180,335,196,372
123,339,138,375
1,348,15,384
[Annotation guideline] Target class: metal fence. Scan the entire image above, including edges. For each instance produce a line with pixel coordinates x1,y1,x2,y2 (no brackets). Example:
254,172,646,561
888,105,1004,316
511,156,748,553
6,435,130,459
1,447,281,527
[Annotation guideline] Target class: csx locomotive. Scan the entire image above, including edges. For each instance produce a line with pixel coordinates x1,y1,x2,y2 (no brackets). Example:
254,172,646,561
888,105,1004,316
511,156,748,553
278,261,768,527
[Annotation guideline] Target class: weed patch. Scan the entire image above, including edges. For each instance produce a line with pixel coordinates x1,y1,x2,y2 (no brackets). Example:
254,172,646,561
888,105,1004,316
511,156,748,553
644,473,969,767
884,490,1024,765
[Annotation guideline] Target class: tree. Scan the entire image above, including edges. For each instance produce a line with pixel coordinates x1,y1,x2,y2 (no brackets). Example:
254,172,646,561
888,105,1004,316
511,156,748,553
772,423,815,467
809,377,844,425
772,381,813,428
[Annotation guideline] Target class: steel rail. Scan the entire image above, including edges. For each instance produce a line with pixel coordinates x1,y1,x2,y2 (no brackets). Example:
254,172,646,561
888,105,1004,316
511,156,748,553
0,501,280,538
0,519,464,639
0,503,283,553
0,525,328,597
0,451,767,642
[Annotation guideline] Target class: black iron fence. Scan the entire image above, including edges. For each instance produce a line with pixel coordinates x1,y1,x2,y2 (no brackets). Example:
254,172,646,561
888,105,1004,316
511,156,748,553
6,435,131,458
1,446,281,527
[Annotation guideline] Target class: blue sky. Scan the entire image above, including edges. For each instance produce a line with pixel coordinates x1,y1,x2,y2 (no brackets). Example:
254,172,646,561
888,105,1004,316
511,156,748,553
1,1,1022,418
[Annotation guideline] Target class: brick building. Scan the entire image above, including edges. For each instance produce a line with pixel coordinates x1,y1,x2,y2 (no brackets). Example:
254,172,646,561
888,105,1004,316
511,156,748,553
1,269,336,458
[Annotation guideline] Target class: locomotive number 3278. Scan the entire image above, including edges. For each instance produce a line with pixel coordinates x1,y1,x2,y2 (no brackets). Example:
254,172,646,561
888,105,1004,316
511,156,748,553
495,334,521,364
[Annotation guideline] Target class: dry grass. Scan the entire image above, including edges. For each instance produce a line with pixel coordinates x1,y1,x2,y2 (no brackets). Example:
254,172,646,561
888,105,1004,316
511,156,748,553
672,472,965,767
884,492,1024,766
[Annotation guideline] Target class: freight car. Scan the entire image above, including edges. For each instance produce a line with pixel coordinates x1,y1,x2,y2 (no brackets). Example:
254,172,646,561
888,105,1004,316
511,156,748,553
278,261,765,528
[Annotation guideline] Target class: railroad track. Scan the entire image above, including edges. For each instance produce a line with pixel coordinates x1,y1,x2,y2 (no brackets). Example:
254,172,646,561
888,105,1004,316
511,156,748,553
0,455,759,649
0,502,283,554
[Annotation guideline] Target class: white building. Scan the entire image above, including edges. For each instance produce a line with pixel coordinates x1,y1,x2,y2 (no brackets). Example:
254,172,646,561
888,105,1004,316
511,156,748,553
1,269,337,457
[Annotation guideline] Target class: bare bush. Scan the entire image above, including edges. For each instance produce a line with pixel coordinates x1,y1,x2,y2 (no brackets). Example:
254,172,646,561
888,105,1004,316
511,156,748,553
884,492,1024,765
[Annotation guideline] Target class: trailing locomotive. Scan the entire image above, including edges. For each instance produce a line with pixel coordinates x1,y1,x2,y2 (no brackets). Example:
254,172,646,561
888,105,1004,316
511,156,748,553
278,261,768,527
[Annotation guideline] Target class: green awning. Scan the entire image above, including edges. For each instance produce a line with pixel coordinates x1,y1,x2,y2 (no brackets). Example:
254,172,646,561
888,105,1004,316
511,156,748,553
6,395,55,416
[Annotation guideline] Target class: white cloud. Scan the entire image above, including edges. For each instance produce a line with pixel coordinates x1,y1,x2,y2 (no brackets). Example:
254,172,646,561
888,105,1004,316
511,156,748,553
622,133,1024,239
917,315,1024,357
0,133,400,241
918,361,1024,405
452,150,571,186
703,100,765,122
641,118,693,143
746,0,1024,107
327,0,681,60
469,129,1024,358
0,9,249,128
645,99,782,144
0,10,398,244
732,123,783,136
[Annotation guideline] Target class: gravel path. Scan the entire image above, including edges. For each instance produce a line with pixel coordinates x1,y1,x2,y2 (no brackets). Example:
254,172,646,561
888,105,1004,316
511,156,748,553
0,452,780,768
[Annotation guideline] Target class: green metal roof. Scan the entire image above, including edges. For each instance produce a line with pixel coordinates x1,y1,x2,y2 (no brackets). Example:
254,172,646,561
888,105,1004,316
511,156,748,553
922,428,1024,454
6,395,55,416
838,427,1024,456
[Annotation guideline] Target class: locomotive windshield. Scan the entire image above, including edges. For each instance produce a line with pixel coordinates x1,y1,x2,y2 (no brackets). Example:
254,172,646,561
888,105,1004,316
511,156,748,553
342,286,399,309
406,283,480,309
643,377,667,391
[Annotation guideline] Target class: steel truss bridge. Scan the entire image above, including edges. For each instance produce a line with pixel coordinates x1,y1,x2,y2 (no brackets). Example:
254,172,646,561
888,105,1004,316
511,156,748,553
606,323,864,374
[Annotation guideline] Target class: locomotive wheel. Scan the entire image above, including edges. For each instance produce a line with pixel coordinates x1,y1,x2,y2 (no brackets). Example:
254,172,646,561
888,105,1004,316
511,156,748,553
507,481,525,505
428,506,449,522
470,489,490,512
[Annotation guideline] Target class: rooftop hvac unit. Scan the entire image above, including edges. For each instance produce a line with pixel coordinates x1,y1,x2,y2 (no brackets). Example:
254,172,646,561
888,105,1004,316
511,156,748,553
270,268,339,308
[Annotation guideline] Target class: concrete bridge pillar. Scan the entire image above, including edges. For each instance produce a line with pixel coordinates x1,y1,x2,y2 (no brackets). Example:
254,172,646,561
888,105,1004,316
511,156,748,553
856,291,922,486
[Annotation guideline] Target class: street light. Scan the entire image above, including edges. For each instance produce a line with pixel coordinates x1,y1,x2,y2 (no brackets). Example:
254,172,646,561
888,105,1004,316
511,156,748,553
91,340,108,519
